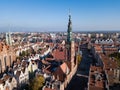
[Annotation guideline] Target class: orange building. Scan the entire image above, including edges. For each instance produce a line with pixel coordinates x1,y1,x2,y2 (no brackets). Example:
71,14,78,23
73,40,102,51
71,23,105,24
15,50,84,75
0,42,16,73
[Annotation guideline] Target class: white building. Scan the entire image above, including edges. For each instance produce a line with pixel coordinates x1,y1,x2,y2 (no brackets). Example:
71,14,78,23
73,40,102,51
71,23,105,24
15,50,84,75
28,60,38,73
14,64,29,88
0,74,17,90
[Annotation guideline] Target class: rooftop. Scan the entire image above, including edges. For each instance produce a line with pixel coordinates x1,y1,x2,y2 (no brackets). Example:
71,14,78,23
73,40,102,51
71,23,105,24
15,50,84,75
89,66,107,90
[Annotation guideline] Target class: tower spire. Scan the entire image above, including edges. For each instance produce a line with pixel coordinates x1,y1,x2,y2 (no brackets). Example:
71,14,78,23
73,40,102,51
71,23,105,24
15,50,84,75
6,26,12,46
66,9,73,61
67,9,72,43
69,9,71,24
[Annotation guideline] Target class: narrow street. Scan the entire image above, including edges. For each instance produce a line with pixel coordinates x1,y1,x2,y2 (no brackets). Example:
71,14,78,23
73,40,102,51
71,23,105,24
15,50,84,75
66,44,95,90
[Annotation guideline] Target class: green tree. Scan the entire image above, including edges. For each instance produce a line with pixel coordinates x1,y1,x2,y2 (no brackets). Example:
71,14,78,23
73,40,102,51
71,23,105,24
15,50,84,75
21,51,26,57
91,34,96,39
29,75,45,90
109,52,120,67
26,50,30,56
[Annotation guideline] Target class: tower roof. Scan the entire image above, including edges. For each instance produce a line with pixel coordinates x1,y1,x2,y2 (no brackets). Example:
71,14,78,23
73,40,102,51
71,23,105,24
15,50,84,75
67,11,72,43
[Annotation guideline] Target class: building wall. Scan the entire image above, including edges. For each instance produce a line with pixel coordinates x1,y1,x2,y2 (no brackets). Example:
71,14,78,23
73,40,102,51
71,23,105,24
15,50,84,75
0,43,16,73
60,64,77,90
71,41,75,70
114,68,120,82
0,77,17,90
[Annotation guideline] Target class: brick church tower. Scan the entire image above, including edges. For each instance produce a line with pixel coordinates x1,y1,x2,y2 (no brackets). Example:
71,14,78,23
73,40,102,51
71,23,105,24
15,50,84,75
66,14,75,70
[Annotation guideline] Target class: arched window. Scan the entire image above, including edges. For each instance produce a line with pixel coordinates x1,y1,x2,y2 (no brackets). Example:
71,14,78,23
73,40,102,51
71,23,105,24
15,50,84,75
0,59,2,73
9,56,11,66
4,56,7,69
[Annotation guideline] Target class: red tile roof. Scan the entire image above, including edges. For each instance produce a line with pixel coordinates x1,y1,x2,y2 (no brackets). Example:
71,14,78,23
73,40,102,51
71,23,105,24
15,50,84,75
89,66,106,90
53,48,66,61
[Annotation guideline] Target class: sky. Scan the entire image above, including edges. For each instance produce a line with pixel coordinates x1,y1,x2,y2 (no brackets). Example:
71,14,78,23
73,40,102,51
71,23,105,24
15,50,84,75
0,0,120,32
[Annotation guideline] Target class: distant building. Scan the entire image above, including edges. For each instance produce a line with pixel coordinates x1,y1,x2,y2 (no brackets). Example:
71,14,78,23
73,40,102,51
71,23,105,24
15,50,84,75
96,34,99,38
6,32,12,46
88,34,91,38
116,33,119,38
95,39,114,44
100,33,103,37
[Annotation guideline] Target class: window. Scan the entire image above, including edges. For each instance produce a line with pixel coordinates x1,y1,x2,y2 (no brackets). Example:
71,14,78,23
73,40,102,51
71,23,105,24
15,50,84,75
4,56,7,69
9,56,12,66
0,60,2,73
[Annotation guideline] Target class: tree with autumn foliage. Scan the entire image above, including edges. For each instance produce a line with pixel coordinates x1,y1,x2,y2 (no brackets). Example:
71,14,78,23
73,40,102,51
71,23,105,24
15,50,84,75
77,54,82,65
29,75,45,90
